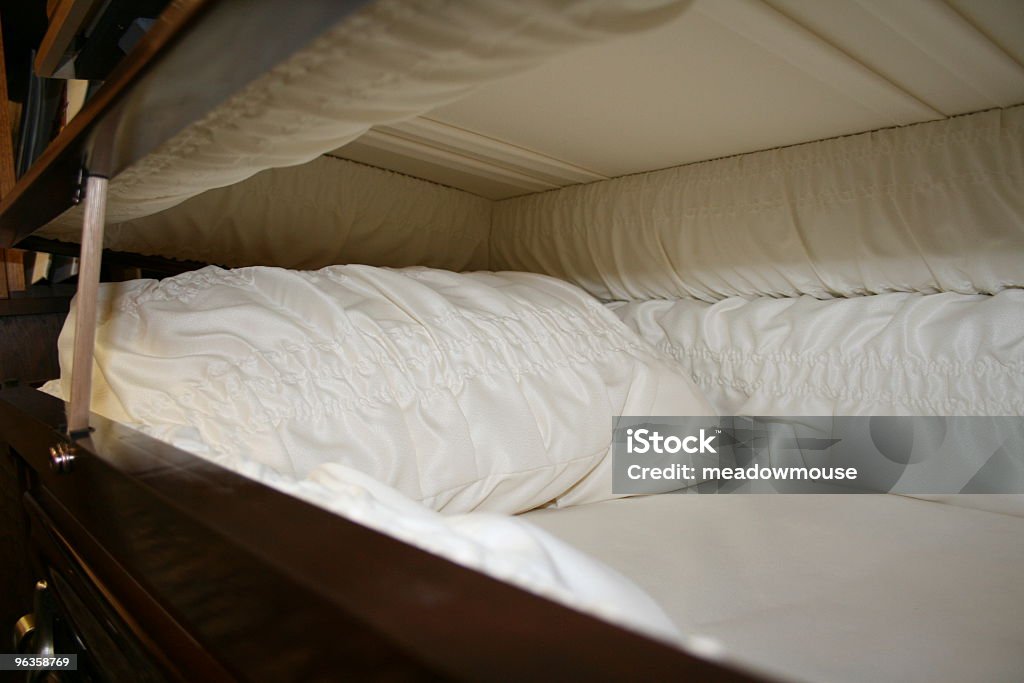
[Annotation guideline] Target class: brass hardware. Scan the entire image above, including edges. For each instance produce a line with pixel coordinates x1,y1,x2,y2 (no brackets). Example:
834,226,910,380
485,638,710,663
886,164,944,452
13,613,35,651
14,581,52,660
48,443,76,474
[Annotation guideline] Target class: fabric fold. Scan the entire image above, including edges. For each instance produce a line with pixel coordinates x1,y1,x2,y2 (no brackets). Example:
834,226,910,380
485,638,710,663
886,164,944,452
493,106,1024,300
610,290,1024,416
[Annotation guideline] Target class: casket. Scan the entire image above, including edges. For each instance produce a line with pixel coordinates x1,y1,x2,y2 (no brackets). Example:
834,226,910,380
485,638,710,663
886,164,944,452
0,1,1022,680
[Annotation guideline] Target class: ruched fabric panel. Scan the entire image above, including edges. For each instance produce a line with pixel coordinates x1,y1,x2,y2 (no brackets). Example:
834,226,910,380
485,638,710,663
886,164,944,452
40,0,687,233
493,105,1024,300
41,157,493,271
610,290,1024,416
53,265,711,514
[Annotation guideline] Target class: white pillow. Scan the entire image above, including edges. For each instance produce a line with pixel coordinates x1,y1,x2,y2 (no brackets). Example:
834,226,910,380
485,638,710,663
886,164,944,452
610,291,1024,416
56,265,710,513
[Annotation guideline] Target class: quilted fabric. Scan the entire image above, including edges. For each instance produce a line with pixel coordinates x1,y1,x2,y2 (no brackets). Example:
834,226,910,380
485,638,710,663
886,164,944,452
493,105,1024,300
40,0,687,234
611,290,1024,416
53,265,711,513
43,157,494,272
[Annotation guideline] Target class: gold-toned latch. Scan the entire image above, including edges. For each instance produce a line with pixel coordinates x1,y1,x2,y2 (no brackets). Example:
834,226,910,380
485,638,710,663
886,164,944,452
48,443,76,474
13,613,35,651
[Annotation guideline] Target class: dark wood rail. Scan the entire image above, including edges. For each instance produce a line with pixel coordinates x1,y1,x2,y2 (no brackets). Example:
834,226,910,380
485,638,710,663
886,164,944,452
0,0,370,248
0,387,773,681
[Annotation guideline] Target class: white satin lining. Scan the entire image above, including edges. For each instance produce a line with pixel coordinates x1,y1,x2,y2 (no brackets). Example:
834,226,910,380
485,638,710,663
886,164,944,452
611,290,1024,416
493,105,1024,300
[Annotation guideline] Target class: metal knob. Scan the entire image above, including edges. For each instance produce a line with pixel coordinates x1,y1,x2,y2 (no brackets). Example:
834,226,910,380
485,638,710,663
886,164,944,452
13,613,35,652
48,443,76,474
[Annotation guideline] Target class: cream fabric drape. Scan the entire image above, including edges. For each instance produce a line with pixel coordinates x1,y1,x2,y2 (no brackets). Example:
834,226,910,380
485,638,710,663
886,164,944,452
40,0,688,235
524,493,1024,683
610,290,1024,416
492,105,1024,300
43,157,494,271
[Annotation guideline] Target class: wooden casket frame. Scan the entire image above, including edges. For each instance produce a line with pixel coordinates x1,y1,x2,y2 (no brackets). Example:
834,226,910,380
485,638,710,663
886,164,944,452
0,1,767,680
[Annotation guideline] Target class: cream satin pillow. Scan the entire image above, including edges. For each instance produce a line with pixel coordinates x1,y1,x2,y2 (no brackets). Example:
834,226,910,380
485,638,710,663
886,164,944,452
611,291,1024,416
55,265,711,513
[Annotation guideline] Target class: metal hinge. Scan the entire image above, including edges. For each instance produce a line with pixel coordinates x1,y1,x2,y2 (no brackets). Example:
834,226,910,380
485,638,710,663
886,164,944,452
48,443,77,474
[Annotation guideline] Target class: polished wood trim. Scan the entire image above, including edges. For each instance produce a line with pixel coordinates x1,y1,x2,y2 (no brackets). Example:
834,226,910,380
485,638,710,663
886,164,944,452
0,387,770,682
0,0,212,246
0,16,17,199
66,175,106,434
18,235,208,276
0,18,16,301
33,0,106,77
0,310,65,385
0,0,372,248
4,248,26,292
26,492,228,681
0,295,70,317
